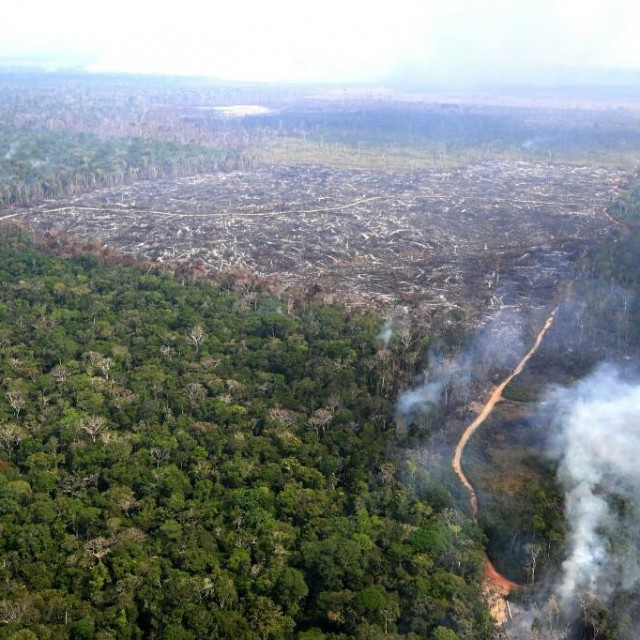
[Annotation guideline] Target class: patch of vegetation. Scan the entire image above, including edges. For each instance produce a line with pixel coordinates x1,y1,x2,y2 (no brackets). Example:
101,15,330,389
464,407,564,586
0,127,246,205
0,228,490,639
579,172,640,309
255,106,640,170
606,171,640,225
501,382,538,404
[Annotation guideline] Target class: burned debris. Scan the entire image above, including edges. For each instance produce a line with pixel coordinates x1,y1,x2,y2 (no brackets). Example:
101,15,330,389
14,161,623,321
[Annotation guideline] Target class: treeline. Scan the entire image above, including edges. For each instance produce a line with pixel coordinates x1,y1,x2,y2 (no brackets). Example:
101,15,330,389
0,228,491,639
0,128,257,206
605,171,640,226
576,170,640,356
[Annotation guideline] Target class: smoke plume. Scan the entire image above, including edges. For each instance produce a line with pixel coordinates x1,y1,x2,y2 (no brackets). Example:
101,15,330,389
397,308,526,418
546,363,640,609
376,317,395,348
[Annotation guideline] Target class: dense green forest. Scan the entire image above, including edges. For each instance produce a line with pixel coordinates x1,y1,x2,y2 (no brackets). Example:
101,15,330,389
0,228,490,639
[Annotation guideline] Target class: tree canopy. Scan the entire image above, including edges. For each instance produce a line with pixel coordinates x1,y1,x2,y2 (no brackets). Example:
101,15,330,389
0,228,489,639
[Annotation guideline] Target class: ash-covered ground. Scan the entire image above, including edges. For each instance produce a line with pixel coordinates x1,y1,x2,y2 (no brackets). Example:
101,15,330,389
15,161,623,317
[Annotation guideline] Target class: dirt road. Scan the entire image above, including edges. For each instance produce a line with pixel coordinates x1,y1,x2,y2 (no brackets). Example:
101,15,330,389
452,309,557,623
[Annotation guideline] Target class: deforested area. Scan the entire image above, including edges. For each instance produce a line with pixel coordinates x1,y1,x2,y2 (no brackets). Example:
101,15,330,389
7,161,624,322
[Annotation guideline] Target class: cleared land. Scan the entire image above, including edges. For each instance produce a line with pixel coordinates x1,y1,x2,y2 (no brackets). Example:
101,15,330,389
10,161,623,327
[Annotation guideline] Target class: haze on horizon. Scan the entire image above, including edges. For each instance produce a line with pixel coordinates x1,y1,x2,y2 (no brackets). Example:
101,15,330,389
2,0,640,87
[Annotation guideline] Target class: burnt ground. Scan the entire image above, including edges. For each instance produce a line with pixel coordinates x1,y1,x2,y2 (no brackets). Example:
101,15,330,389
10,161,624,320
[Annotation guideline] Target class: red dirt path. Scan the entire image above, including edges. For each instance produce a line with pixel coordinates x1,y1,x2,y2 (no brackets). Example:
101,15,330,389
452,309,557,623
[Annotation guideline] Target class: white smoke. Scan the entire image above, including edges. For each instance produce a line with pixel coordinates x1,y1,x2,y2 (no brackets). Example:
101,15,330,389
377,307,412,348
376,317,395,348
397,308,526,417
546,363,640,609
396,379,443,416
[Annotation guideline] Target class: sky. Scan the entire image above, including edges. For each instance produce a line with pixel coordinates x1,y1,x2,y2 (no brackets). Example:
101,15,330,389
2,0,639,84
